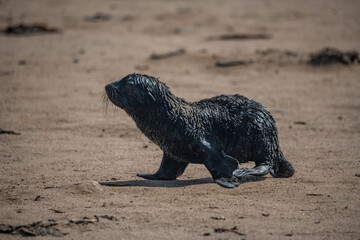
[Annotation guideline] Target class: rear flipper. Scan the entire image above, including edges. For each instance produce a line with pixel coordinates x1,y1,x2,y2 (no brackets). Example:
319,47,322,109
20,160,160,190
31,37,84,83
232,165,270,178
232,160,295,179
269,159,295,178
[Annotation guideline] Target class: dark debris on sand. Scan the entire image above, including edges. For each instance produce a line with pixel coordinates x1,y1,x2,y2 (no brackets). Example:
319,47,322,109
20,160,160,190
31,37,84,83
0,129,20,135
214,226,245,236
256,48,298,57
209,33,271,41
84,12,111,22
150,48,186,60
3,23,60,36
0,215,118,237
308,47,359,65
0,222,67,237
216,59,253,67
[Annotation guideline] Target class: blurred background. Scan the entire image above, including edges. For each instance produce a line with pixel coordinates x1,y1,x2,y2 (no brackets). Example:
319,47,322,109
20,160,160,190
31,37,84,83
0,0,359,239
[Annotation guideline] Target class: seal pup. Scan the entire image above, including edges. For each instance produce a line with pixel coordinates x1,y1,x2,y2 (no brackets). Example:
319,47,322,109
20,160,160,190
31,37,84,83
105,74,294,188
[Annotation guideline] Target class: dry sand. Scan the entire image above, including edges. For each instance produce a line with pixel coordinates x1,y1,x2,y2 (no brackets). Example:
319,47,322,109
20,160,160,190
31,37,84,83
0,0,359,239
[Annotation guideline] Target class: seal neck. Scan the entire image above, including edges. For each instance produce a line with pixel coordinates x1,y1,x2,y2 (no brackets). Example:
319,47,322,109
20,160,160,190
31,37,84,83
130,90,191,143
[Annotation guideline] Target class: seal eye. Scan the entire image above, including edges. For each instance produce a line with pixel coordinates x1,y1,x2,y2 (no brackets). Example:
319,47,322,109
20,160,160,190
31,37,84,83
125,85,133,92
124,83,135,93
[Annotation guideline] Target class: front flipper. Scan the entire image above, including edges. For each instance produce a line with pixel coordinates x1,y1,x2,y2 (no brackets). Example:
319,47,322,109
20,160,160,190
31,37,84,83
137,153,188,180
215,177,240,188
232,165,270,178
190,139,239,188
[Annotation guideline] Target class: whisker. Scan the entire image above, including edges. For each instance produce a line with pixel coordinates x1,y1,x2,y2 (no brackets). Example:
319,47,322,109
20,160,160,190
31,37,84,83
102,91,110,113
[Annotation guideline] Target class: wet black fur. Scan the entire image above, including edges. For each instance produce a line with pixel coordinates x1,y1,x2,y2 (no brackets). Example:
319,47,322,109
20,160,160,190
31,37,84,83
105,74,294,188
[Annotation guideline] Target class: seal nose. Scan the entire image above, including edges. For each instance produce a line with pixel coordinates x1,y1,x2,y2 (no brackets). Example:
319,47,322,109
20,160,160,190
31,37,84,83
105,84,113,94
105,83,118,95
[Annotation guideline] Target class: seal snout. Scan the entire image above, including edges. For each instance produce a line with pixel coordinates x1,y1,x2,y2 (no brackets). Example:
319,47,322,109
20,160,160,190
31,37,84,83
105,83,119,97
105,84,113,98
105,83,117,93
105,83,123,108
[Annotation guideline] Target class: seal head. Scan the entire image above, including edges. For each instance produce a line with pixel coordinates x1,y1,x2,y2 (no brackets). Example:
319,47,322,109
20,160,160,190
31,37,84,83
105,74,161,115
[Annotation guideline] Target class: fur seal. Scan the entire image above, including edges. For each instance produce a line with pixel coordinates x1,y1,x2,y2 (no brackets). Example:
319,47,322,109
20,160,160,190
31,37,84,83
105,73,294,188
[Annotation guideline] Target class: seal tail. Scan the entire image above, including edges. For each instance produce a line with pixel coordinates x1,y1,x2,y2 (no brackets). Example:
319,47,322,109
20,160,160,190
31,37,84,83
261,113,294,178
269,153,295,178
263,120,295,178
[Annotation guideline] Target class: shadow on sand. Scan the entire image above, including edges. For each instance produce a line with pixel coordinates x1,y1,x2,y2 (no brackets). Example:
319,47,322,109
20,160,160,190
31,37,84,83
99,176,266,188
